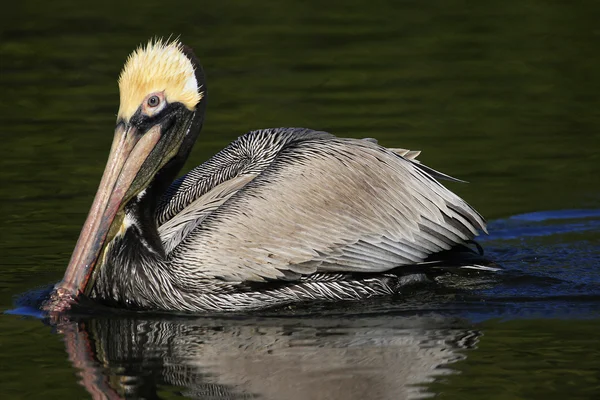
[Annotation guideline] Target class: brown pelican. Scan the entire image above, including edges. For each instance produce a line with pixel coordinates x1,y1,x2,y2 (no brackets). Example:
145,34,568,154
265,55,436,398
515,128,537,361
43,39,495,313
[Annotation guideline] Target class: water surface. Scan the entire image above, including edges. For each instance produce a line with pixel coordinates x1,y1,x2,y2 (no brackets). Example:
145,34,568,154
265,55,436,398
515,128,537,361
1,1,599,399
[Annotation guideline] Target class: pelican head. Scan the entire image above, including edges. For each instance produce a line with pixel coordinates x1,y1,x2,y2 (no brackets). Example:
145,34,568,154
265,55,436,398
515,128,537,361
46,39,206,310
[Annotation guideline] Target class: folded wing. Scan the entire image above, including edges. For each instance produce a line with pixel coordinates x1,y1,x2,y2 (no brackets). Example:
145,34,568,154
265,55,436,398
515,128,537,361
157,129,486,286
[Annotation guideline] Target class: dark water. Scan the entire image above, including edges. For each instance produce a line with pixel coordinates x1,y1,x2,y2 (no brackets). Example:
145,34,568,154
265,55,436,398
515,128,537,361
1,1,599,399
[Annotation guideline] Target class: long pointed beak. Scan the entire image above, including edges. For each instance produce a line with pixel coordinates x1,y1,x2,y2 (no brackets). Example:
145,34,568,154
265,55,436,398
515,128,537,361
43,122,163,312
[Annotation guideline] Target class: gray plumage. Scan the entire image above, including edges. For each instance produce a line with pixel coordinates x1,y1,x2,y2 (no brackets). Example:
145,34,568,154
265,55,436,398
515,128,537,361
92,127,489,312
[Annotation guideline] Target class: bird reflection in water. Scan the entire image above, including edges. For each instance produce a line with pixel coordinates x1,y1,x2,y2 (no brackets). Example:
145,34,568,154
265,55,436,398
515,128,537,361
53,313,479,400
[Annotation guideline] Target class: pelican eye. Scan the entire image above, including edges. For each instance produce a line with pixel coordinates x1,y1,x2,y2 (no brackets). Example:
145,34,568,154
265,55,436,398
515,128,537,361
147,95,161,107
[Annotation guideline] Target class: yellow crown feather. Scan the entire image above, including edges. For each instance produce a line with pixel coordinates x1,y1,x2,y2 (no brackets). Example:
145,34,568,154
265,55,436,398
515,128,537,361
117,39,203,121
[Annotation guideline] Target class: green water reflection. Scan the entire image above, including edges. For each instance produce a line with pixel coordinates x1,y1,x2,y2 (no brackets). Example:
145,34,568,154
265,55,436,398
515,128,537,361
1,0,599,399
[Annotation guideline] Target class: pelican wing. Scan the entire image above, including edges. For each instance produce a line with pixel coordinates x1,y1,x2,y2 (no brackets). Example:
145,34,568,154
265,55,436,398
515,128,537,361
162,129,486,286
159,173,259,254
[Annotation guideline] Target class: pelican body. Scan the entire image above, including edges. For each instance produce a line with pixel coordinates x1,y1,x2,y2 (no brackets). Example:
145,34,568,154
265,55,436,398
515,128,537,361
43,39,494,313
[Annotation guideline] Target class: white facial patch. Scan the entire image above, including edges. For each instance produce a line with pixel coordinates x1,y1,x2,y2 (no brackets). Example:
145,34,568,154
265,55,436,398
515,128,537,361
185,76,199,98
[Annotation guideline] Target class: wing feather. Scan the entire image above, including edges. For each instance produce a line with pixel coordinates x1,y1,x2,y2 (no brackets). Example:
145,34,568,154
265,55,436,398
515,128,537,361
162,132,486,287
159,174,258,254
